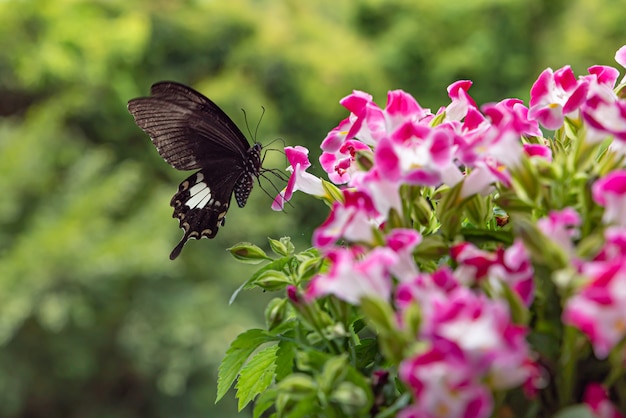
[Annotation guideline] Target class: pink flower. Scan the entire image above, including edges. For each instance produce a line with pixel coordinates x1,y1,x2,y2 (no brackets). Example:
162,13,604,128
375,123,457,187
529,66,589,130
306,247,397,304
320,136,372,184
584,383,624,418
385,89,432,129
563,260,626,358
592,170,626,226
523,143,552,161
385,228,422,282
350,168,402,218
451,241,534,306
399,339,493,418
445,80,478,121
313,190,380,249
581,82,626,145
272,146,325,210
536,208,581,259
426,288,533,390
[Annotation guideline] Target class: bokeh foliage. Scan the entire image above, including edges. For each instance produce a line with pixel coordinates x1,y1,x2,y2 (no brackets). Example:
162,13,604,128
0,0,623,416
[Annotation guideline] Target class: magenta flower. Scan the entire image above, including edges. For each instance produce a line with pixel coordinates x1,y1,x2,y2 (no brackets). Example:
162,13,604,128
399,339,493,418
451,241,534,306
583,382,624,418
445,80,478,121
592,170,626,226
385,89,432,129
385,228,422,282
563,260,626,358
320,138,371,184
339,90,387,145
529,65,589,130
312,190,380,249
396,267,459,313
375,123,457,187
537,208,581,259
523,143,552,161
272,146,325,211
426,287,533,390
581,82,626,145
306,247,397,304
350,168,402,218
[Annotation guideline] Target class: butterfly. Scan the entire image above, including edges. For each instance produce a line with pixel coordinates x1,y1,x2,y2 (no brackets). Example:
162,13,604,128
128,81,262,260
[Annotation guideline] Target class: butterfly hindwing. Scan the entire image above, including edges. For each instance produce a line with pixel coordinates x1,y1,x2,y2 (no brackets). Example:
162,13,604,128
169,170,240,260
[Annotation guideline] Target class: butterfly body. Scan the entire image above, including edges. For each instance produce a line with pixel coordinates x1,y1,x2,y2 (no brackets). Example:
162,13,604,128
128,82,262,259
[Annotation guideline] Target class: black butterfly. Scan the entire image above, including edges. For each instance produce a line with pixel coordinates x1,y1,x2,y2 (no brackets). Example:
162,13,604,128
128,81,262,260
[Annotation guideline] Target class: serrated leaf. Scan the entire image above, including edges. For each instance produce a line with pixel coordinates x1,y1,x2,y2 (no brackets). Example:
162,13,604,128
275,340,296,382
235,344,280,411
216,329,273,403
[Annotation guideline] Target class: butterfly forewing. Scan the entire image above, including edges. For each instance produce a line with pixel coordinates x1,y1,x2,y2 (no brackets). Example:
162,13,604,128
127,81,262,259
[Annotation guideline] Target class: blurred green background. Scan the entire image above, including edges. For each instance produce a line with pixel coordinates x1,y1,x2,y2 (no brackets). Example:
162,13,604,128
0,0,623,416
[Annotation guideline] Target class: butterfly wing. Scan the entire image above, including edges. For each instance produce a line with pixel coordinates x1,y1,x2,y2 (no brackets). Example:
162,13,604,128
127,81,250,170
169,168,242,260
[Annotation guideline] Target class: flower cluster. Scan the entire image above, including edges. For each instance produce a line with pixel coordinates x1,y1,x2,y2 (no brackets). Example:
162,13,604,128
221,45,626,418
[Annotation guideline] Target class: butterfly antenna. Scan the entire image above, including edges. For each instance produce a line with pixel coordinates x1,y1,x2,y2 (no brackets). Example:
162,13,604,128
240,108,254,141
254,107,265,142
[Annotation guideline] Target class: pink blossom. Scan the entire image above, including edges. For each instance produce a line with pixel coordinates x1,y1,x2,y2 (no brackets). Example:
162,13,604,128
592,170,626,226
593,227,626,263
536,208,581,258
563,260,626,358
340,90,387,145
306,247,397,304
581,82,626,144
272,146,325,210
396,267,459,311
350,168,402,218
426,287,533,390
451,241,534,306
320,137,372,184
616,45,626,69
445,80,478,121
385,228,422,282
312,190,380,249
385,89,432,129
399,339,493,418
584,382,624,418
523,143,552,161
483,98,542,140
375,123,457,187
529,66,589,130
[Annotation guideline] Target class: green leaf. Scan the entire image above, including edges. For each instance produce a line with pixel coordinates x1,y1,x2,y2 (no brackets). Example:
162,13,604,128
275,340,296,382
253,388,279,418
227,242,272,264
216,329,273,403
235,344,280,411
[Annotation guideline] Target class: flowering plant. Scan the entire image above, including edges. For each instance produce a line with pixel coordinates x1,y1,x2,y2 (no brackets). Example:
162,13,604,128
217,46,626,418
